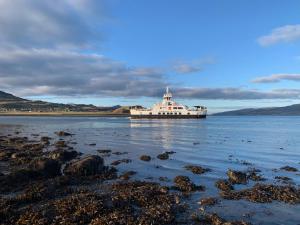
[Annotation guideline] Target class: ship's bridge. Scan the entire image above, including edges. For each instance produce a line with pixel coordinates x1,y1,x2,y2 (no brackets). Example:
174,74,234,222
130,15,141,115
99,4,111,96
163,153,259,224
163,87,172,102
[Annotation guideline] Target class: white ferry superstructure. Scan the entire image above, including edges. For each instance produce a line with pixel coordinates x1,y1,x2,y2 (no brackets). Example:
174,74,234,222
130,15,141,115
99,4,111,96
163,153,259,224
130,87,207,119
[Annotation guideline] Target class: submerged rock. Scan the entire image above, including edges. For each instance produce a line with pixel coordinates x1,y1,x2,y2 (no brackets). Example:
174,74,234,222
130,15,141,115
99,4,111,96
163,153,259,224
97,149,111,154
64,155,104,176
280,166,298,172
227,169,247,184
157,153,169,160
140,155,151,161
111,159,132,166
55,131,72,136
119,171,137,180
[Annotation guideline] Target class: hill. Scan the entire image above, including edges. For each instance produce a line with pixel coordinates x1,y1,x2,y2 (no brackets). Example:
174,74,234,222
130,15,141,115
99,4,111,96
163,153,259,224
0,91,26,102
0,90,123,113
213,104,300,116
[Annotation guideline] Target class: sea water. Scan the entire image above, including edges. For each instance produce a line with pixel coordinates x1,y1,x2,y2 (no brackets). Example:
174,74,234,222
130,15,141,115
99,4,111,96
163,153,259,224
0,116,299,224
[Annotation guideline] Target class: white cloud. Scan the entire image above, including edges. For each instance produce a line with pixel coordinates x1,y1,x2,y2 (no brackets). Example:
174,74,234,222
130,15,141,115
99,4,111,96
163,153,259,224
258,24,300,46
252,74,300,83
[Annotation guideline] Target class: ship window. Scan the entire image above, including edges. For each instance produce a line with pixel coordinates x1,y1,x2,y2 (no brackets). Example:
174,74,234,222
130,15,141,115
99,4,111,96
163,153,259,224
173,107,177,109
178,107,183,109
167,112,169,115
170,112,173,115
187,112,190,115
158,112,161,115
168,102,172,106
174,112,177,115
149,112,152,115
179,112,181,115
163,112,165,115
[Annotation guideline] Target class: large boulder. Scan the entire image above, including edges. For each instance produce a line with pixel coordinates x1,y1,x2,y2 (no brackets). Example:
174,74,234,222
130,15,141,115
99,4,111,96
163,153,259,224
30,158,61,177
64,155,104,176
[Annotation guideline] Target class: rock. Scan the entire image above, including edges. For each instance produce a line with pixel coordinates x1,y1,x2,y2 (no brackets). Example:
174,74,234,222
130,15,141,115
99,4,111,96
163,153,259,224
55,140,68,148
0,169,41,191
221,183,300,204
110,159,132,166
215,179,234,192
97,149,111,154
173,176,204,192
55,131,72,136
140,155,151,161
204,213,251,225
184,165,211,174
40,136,51,144
112,151,128,155
247,171,265,181
0,151,12,161
157,153,169,160
227,169,247,184
11,151,29,159
119,171,137,180
199,197,218,206
280,166,298,172
49,149,79,161
64,155,104,176
30,158,61,177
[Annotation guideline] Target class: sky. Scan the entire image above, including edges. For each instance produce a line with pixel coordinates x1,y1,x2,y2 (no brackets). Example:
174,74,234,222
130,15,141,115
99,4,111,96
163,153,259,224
0,0,300,113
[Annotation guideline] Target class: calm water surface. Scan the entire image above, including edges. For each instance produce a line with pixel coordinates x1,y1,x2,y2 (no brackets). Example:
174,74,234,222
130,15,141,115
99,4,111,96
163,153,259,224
0,116,299,224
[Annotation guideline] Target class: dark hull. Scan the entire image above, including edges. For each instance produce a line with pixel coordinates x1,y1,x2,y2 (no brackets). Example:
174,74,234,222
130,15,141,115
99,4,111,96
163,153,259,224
130,114,206,119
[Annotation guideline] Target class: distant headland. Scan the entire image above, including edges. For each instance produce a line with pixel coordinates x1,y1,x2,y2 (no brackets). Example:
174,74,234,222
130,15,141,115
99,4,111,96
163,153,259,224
0,90,130,116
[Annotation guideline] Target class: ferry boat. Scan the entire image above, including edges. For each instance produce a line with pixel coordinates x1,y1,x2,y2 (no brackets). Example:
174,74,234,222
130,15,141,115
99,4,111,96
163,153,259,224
130,87,207,119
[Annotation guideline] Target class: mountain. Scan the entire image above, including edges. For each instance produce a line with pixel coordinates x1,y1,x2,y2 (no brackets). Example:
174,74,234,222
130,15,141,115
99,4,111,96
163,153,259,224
0,91,26,102
213,104,300,116
0,90,123,113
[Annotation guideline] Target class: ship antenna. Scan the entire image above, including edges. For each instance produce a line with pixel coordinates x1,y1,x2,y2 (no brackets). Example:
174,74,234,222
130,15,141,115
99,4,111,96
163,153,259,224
166,86,169,94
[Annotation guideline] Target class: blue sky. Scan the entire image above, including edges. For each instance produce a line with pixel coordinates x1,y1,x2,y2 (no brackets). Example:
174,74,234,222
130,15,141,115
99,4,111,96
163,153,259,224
0,0,300,113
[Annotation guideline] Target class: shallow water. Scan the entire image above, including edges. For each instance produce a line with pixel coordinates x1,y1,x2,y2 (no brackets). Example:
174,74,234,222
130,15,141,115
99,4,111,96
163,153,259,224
0,116,300,224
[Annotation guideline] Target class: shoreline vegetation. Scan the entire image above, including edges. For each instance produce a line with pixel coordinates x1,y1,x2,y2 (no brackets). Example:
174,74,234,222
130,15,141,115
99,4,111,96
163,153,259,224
0,128,299,224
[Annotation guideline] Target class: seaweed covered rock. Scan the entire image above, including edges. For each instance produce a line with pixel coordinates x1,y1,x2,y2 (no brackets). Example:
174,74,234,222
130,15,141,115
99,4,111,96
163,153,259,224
199,197,218,206
197,213,251,225
221,183,300,204
64,155,104,176
173,176,204,192
227,169,247,184
140,155,151,161
49,149,79,162
215,179,234,192
30,158,61,177
184,165,211,174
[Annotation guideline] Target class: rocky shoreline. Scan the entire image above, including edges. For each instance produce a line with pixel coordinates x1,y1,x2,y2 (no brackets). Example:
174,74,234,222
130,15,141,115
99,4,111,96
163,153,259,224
0,129,300,224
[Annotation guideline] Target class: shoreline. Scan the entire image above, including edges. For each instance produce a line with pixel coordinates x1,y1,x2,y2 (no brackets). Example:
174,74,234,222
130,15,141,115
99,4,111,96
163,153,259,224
0,112,130,117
